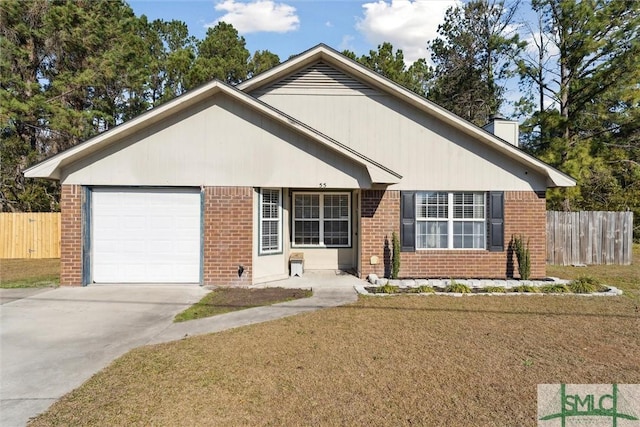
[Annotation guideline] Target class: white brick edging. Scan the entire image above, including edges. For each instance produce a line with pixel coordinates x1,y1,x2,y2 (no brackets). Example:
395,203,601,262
358,275,622,297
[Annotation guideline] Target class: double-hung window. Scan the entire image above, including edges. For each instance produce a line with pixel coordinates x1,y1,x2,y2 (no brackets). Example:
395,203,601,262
416,192,485,249
259,188,282,254
293,192,350,247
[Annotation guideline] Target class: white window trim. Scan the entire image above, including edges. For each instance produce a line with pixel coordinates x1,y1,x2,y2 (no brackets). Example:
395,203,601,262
416,192,486,250
259,188,282,255
292,191,351,248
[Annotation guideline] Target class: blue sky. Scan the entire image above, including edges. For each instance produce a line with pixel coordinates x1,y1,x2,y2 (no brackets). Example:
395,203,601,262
128,0,548,115
128,0,461,64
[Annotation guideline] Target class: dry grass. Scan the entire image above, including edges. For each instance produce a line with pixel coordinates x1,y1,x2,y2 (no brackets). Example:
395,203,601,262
0,258,59,288
30,295,640,426
547,244,640,300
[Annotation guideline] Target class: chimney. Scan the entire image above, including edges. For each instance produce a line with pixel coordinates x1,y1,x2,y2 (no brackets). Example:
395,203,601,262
482,114,519,147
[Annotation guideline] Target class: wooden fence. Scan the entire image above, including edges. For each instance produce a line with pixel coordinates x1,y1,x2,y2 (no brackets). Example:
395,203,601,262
0,213,61,259
546,211,633,265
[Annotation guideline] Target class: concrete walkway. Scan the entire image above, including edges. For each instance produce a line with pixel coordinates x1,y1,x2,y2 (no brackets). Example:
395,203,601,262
0,272,358,427
149,270,359,344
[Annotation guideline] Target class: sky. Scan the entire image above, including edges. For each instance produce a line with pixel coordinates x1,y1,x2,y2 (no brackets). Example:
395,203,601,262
128,0,462,64
127,0,550,115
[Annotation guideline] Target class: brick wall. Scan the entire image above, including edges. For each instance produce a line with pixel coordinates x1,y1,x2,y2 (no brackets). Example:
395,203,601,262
60,184,83,286
203,186,253,285
361,190,400,278
360,190,547,279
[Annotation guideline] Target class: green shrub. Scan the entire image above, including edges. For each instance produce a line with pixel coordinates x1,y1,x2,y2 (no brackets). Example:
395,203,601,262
569,276,608,293
511,285,540,293
484,286,506,293
417,285,435,293
391,231,400,279
445,281,472,293
512,235,531,280
540,284,570,293
376,284,399,294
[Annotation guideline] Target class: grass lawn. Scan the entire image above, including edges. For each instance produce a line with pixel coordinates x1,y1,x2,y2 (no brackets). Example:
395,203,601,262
547,243,640,300
30,293,639,425
174,287,313,322
0,258,59,288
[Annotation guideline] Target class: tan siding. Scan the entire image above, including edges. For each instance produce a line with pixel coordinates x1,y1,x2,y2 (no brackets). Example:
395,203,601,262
257,74,548,191
252,188,288,283
288,248,354,270
61,94,371,189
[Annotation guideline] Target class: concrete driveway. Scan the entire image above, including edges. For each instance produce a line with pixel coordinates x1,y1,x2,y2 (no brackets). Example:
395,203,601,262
0,285,209,427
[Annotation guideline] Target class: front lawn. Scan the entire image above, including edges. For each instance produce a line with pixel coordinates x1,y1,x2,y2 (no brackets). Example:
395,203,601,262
0,258,60,288
29,294,640,426
547,243,639,300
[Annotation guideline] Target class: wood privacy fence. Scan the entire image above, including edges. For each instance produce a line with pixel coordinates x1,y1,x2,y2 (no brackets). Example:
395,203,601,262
0,213,61,259
546,211,633,265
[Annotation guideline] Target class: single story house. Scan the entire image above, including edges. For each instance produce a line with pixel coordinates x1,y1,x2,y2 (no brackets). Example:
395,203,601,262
25,44,575,286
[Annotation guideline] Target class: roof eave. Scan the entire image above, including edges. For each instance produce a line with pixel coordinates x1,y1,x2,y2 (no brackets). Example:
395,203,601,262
24,75,402,186
23,81,226,179
225,84,402,183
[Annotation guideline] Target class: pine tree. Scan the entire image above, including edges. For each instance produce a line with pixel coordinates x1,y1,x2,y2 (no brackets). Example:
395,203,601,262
429,0,523,125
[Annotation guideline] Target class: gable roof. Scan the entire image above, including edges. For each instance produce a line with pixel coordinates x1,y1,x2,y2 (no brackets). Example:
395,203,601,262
238,44,575,188
24,79,401,185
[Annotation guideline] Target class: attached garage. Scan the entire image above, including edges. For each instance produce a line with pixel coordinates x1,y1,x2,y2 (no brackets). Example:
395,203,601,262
91,188,201,283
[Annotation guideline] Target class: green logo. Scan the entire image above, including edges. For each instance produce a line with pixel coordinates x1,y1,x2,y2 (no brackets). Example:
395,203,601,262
538,384,640,427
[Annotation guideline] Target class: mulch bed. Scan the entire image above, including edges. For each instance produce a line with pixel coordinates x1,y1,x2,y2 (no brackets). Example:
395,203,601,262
207,287,312,308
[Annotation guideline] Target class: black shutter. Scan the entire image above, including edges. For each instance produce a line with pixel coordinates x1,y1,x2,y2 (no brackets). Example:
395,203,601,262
400,191,416,252
488,191,504,252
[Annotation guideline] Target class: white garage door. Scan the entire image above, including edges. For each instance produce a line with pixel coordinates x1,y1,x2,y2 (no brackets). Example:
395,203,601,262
92,188,201,283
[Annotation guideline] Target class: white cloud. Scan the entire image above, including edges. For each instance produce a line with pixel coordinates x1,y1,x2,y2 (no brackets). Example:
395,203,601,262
521,30,560,59
339,34,355,52
325,21,333,27
356,0,460,64
208,0,300,33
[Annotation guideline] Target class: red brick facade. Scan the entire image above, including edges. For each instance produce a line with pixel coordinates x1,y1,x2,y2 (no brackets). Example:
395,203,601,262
58,185,544,285
202,186,253,285
360,190,547,279
60,184,83,286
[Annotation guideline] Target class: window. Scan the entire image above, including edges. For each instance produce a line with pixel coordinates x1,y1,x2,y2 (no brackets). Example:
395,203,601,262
293,192,350,247
259,189,281,254
416,192,485,249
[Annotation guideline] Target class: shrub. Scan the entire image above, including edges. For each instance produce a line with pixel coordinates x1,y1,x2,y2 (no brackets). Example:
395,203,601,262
377,284,399,294
540,284,570,293
511,285,540,293
512,234,531,280
484,286,506,293
445,281,472,293
417,285,435,293
391,231,400,279
569,276,608,293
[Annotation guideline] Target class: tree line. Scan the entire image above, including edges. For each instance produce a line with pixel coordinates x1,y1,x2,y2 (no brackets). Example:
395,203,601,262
1,0,638,238
1,0,279,212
